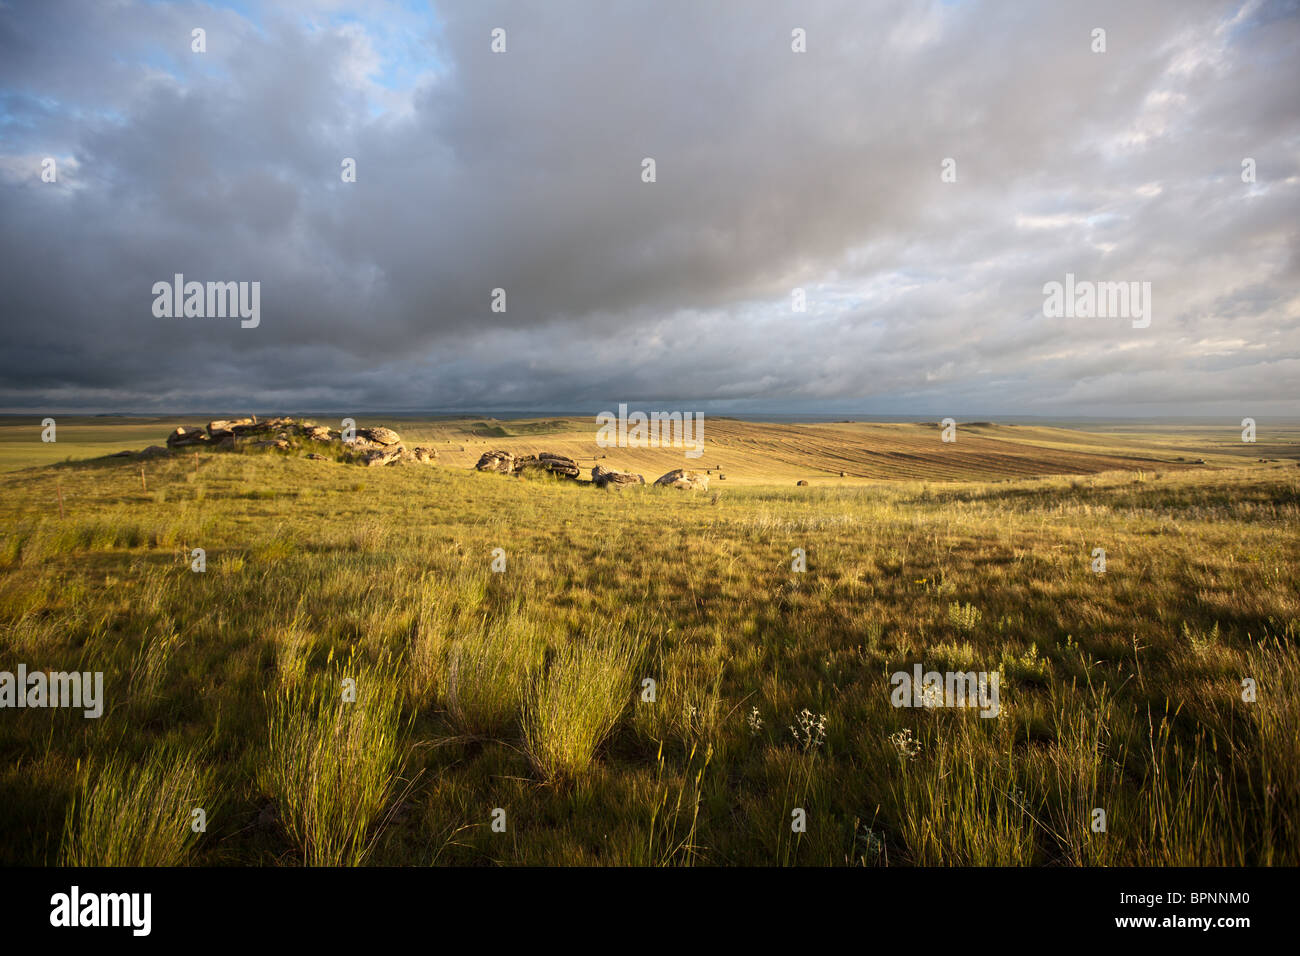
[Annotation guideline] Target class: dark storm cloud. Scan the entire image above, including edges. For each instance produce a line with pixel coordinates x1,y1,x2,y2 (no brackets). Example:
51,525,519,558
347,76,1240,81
0,0,1297,415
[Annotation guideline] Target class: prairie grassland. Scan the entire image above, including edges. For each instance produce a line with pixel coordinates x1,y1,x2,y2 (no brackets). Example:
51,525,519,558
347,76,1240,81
0,417,179,473
0,424,1297,866
13,415,1291,482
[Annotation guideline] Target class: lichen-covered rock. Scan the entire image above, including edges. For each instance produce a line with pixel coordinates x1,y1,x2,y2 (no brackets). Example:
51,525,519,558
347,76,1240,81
653,469,709,490
402,446,436,464
592,465,644,489
358,426,402,446
476,450,516,473
530,453,581,478
362,446,404,467
477,449,579,478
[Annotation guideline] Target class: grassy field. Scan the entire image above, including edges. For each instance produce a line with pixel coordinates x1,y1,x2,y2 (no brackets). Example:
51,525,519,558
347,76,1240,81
0,417,1297,866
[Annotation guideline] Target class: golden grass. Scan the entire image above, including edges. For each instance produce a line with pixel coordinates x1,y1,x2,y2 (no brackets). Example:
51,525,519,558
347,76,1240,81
0,420,1295,865
261,655,410,866
60,745,212,867
522,627,645,782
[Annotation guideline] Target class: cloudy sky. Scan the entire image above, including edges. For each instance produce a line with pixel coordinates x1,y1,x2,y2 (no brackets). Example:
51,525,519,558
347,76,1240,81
1,0,1297,417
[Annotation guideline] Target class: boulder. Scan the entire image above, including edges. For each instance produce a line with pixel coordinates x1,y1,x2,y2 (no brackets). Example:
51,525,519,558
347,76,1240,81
533,453,580,478
592,465,645,489
362,446,404,467
511,453,580,478
306,453,330,461
304,426,334,442
402,446,436,464
476,450,515,473
253,438,292,451
478,449,579,478
166,426,209,448
654,469,709,490
358,426,402,446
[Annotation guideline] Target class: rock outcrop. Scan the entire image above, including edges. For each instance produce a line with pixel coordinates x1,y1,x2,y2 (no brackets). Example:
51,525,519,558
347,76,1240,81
357,426,402,446
477,450,580,478
592,465,645,489
361,446,403,467
403,447,436,464
234,417,294,438
166,426,209,447
654,469,709,490
206,418,257,440
517,453,581,478
149,417,433,468
476,450,516,474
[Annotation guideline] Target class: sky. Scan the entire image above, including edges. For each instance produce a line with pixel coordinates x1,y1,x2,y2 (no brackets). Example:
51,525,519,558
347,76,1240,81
0,0,1297,418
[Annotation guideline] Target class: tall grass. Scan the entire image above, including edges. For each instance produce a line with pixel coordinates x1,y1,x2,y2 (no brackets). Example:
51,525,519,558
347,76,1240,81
405,570,489,708
1245,639,1300,863
272,602,317,692
522,628,645,782
447,614,549,737
887,716,1037,865
1035,680,1128,866
630,646,725,749
60,746,212,866
128,624,182,705
1,440,1296,866
261,656,409,866
641,741,713,865
1137,706,1244,865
